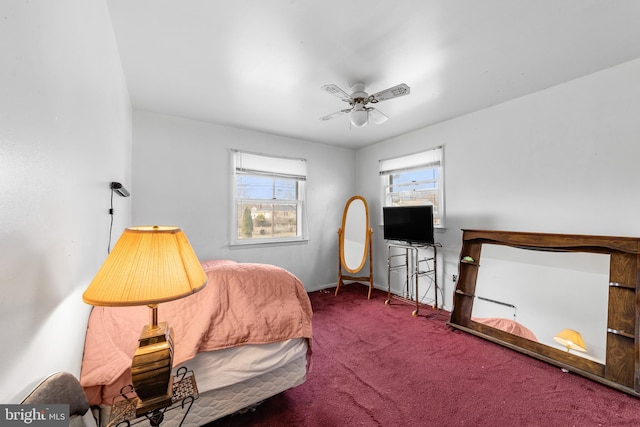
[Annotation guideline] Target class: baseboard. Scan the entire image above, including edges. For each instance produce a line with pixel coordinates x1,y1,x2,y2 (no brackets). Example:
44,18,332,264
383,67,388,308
305,282,386,293
305,283,452,312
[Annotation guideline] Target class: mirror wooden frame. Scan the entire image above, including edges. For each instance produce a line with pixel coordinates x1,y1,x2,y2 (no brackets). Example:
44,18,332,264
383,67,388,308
336,196,373,298
449,229,640,396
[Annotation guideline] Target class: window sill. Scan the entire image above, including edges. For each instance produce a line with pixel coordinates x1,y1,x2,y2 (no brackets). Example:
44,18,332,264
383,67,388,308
376,224,447,232
228,238,309,249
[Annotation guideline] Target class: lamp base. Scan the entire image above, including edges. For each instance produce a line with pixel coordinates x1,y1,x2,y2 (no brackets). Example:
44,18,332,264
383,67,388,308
135,384,173,416
131,321,174,416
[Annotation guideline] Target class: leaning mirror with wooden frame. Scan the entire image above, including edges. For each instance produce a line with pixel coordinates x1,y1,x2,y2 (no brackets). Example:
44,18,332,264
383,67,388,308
449,229,640,397
336,196,373,298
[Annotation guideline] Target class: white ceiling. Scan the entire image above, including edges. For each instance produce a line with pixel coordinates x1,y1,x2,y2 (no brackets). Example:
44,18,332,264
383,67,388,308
107,0,640,149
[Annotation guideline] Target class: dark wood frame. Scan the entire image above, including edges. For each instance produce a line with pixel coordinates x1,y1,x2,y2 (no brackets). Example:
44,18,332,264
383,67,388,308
449,229,640,396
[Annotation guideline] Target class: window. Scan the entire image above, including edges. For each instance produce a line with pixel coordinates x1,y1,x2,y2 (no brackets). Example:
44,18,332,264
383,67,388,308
231,150,307,245
379,146,445,227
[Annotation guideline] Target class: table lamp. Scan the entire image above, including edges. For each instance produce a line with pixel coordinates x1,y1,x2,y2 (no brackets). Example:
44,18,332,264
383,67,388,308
553,328,587,353
83,226,207,414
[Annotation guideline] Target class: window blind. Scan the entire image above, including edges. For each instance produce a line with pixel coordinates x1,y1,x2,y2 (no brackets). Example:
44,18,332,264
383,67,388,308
379,146,443,175
234,151,307,181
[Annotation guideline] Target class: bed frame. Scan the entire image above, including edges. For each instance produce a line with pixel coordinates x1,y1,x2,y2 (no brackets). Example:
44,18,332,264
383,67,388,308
98,339,309,426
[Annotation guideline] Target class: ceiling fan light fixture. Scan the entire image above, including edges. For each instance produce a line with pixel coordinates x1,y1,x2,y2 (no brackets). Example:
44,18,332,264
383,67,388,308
320,82,410,128
350,104,368,127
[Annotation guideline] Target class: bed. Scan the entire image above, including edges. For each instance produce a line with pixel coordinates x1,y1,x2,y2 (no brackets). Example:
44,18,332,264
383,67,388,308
80,260,313,426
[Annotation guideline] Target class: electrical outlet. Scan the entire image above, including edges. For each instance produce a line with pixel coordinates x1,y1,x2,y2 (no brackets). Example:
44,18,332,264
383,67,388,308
452,274,458,282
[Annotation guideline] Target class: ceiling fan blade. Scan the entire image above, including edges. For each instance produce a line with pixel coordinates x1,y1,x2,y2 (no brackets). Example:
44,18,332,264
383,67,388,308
319,109,351,121
369,83,410,103
368,108,389,124
321,84,352,102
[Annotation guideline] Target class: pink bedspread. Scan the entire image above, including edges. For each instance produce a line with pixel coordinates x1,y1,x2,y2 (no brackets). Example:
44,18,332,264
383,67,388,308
80,260,313,405
472,317,538,342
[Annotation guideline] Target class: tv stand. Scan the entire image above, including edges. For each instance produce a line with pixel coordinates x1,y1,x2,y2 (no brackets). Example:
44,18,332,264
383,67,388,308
385,241,441,316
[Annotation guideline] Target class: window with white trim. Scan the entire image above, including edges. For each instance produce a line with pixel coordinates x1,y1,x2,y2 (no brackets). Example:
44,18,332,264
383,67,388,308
379,146,445,227
231,150,307,245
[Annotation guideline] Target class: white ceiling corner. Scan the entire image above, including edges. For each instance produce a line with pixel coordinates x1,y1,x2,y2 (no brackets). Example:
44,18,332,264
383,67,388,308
106,0,640,149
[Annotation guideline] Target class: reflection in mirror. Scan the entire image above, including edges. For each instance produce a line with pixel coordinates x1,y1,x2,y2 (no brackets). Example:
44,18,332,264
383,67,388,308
472,244,610,363
342,198,367,271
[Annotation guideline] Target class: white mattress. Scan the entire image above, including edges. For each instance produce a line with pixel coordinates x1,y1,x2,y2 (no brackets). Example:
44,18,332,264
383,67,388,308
181,338,307,393
100,338,308,426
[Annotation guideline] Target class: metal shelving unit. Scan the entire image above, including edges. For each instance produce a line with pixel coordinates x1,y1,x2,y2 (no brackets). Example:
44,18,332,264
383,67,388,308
385,242,441,316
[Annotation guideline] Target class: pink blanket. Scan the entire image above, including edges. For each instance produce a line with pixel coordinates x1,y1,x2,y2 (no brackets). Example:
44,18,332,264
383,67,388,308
80,260,313,405
472,317,538,342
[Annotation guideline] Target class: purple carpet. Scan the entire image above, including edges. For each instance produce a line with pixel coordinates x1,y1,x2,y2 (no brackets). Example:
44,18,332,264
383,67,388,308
204,284,640,426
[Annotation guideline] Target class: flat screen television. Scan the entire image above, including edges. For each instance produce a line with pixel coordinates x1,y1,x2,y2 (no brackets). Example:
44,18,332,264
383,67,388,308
383,205,434,244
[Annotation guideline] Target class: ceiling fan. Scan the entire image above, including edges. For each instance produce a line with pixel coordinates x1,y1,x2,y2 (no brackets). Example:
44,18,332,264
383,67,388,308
320,82,410,128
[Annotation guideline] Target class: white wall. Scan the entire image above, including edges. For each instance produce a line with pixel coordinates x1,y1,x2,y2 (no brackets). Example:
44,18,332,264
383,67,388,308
0,0,131,401
356,58,640,324
132,112,355,290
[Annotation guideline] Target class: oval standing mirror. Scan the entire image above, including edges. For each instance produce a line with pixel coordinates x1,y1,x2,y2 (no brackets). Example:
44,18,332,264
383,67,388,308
336,196,373,298
342,196,368,272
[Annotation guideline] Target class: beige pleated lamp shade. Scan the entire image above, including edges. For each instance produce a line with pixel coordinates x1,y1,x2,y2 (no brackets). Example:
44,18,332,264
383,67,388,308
83,226,207,306
553,328,587,352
